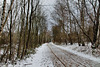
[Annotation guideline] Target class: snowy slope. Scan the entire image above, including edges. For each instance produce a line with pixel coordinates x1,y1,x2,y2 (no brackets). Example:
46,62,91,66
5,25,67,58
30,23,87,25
51,43,100,63
50,42,100,67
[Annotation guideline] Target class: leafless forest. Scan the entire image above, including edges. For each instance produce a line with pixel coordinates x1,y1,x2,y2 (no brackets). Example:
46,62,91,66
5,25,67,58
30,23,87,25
0,0,100,64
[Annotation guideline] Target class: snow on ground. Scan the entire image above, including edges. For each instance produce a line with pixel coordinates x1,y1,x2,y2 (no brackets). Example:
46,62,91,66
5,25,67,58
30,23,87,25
1,42,100,67
2,43,53,67
61,43,93,55
50,42,100,64
54,42,100,57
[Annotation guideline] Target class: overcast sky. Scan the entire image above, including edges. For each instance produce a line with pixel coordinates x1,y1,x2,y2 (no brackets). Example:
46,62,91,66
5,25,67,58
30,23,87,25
40,0,56,30
40,0,56,5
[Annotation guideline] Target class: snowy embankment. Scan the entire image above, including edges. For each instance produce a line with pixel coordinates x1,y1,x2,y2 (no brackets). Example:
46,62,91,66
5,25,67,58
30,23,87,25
1,43,53,67
50,42,100,65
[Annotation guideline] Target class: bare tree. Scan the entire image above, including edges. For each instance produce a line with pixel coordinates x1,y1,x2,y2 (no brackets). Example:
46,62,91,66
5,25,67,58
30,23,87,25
0,0,14,34
0,0,6,31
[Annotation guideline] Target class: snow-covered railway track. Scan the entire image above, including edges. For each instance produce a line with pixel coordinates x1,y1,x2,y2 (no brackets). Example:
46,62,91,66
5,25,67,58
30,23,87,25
56,47,93,67
47,44,97,67
47,44,67,67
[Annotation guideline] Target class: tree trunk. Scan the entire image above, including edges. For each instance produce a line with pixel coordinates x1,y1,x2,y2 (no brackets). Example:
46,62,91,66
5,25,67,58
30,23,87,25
9,9,12,60
21,0,26,59
92,0,100,48
25,0,33,55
